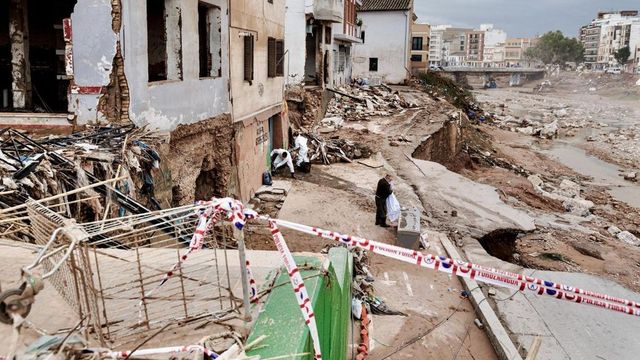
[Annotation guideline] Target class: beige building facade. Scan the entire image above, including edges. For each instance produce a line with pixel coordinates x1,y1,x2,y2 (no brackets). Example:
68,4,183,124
411,22,430,74
230,0,289,201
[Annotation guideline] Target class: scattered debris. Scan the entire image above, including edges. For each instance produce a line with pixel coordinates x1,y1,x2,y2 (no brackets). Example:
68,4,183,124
617,231,640,246
0,126,163,241
325,85,415,121
527,174,593,216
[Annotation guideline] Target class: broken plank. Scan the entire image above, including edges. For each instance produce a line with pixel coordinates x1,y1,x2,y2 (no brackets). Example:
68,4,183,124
326,87,366,103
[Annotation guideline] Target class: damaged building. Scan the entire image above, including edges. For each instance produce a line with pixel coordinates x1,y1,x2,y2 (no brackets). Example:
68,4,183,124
285,0,362,88
1,0,289,204
351,0,415,84
230,0,288,201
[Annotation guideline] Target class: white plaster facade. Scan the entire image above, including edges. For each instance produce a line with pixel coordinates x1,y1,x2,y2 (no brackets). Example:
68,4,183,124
284,0,307,86
70,0,230,131
480,24,507,66
352,10,412,84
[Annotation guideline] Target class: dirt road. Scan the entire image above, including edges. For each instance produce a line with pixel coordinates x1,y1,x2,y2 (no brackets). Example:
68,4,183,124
263,72,640,359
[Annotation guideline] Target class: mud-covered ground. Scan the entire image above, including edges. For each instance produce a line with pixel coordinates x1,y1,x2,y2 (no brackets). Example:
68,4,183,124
472,72,640,291
245,73,640,358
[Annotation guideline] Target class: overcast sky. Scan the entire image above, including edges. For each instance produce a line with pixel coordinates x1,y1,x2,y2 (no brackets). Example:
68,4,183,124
414,0,640,38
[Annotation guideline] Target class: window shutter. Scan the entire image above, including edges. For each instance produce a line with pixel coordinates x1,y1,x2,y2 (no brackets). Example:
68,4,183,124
244,35,254,81
268,37,276,78
276,40,284,76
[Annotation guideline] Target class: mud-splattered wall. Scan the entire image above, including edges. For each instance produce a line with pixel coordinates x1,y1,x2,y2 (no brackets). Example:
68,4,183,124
166,114,236,206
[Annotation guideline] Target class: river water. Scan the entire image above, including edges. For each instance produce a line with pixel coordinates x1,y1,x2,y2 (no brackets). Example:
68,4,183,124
540,141,640,208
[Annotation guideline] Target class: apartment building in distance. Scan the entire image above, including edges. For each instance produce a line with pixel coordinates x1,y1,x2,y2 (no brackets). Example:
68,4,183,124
580,23,602,68
428,25,448,67
441,27,472,66
503,37,537,66
580,10,640,70
352,0,415,84
410,22,430,74
465,30,485,65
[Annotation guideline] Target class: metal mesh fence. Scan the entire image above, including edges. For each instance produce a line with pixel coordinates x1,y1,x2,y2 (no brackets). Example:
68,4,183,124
26,201,242,348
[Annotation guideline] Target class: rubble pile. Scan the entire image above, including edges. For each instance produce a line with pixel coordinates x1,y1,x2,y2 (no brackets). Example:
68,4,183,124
0,125,162,239
590,125,640,168
250,186,287,217
324,85,415,122
302,87,323,126
478,88,634,140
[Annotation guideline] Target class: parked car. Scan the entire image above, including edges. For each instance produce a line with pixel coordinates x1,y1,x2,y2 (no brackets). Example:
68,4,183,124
605,67,621,74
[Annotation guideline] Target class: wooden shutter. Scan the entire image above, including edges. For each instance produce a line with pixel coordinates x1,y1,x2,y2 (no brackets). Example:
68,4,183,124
244,35,254,81
268,37,276,78
276,40,284,76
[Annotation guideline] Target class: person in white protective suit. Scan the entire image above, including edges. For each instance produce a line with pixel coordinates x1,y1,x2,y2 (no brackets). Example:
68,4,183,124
292,133,309,167
270,149,295,179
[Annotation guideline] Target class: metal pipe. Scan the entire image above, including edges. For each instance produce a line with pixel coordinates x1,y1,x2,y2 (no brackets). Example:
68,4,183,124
233,227,252,322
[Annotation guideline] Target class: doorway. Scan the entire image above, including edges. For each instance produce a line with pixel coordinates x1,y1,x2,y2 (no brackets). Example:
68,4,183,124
0,0,76,112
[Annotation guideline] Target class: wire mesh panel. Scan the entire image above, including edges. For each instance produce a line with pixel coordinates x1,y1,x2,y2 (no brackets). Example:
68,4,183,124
26,202,242,347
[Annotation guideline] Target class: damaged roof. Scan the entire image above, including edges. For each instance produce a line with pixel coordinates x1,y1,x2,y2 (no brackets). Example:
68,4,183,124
358,0,413,11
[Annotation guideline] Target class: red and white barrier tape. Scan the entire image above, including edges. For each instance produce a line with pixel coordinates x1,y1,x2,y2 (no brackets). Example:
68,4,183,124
246,259,258,302
100,345,218,359
126,197,639,359
268,220,323,359
135,198,322,359
270,218,640,318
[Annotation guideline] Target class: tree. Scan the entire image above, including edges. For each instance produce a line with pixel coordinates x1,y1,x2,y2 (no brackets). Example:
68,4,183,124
524,31,584,65
614,46,631,66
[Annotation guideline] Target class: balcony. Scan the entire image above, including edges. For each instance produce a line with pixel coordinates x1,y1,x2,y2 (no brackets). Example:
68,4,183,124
313,0,343,23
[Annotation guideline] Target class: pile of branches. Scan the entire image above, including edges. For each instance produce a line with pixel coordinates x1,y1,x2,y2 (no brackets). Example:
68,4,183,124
307,133,372,165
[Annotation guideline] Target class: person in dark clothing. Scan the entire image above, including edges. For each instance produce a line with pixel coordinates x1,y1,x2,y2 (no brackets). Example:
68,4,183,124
375,174,393,227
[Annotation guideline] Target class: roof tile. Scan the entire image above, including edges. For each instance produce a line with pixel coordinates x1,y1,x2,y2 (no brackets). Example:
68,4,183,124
358,0,413,11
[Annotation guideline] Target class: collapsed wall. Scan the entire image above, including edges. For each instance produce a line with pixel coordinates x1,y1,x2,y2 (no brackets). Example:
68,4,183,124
166,114,235,206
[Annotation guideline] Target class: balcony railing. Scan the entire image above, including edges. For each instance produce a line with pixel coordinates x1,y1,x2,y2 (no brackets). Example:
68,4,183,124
314,0,343,23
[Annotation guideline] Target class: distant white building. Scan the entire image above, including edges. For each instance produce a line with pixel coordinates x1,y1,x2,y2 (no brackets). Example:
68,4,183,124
428,25,450,67
580,11,640,70
351,0,414,84
480,24,507,67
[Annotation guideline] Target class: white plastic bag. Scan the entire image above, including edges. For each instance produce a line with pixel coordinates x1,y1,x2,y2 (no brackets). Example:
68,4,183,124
386,193,401,223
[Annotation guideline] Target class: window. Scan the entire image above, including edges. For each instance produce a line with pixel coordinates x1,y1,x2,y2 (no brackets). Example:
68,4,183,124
244,35,254,82
198,2,222,78
412,37,423,50
325,26,332,44
276,39,284,76
268,37,284,78
369,57,378,71
411,54,422,62
337,46,347,71
361,31,365,43
147,0,182,82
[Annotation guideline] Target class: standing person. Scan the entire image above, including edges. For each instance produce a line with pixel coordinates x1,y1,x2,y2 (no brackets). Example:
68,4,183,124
375,174,393,227
270,148,295,179
292,133,309,167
